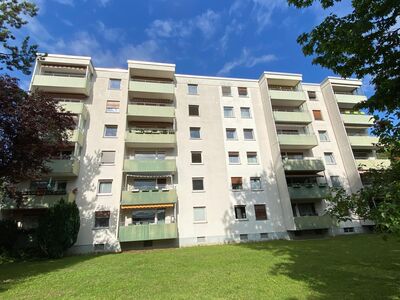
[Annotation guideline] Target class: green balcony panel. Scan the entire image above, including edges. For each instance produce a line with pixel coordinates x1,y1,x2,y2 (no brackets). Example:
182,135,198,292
335,94,367,108
1,192,76,209
47,159,80,177
59,102,88,119
341,114,374,126
273,111,312,124
348,136,379,148
278,134,318,149
294,215,336,230
129,80,174,99
121,189,177,205
288,184,329,200
283,159,325,172
68,129,84,145
32,75,90,96
124,159,176,173
356,159,390,170
269,90,307,106
127,104,175,121
125,131,176,147
119,223,177,242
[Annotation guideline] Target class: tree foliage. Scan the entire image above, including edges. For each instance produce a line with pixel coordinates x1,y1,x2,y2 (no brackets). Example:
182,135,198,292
0,75,74,183
326,161,400,235
36,199,80,258
0,0,38,74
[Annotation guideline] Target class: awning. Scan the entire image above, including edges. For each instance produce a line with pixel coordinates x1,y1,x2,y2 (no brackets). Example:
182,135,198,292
285,174,324,178
42,64,86,70
121,204,174,209
126,174,172,179
231,177,243,184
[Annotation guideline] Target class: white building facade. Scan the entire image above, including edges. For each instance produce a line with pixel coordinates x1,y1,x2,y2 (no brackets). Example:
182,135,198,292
1,54,388,253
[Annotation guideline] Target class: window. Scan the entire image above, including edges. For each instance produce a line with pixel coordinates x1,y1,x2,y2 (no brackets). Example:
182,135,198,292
250,177,262,190
98,180,112,194
222,86,232,97
330,176,342,188
109,79,121,90
307,91,317,100
260,233,268,239
344,227,355,233
193,207,206,222
94,211,110,228
324,152,336,165
93,243,105,251
106,100,120,113
231,177,243,190
234,205,247,219
104,125,118,137
190,127,201,139
101,151,115,165
240,107,251,119
239,234,248,241
238,87,248,97
192,178,204,191
189,105,199,116
226,128,237,140
254,204,267,220
312,110,323,120
197,236,206,243
228,152,240,164
292,203,317,217
243,129,255,140
188,84,198,95
318,130,330,142
191,151,202,164
247,152,258,164
223,106,234,118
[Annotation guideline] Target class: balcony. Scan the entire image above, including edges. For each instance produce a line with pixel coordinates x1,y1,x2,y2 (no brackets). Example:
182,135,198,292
283,158,325,172
68,129,84,145
59,102,87,118
278,134,318,149
294,215,336,230
125,128,176,148
348,136,379,148
269,90,307,106
341,113,374,126
335,94,367,108
356,159,390,170
129,80,174,100
273,111,312,124
31,74,90,96
121,189,177,206
288,184,329,200
124,159,176,173
47,159,80,177
1,191,76,209
119,223,177,242
127,104,175,122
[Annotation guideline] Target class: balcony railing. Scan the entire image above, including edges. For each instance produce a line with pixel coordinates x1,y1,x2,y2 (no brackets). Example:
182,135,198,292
341,113,374,126
31,74,90,96
118,223,177,242
125,128,176,147
294,215,336,230
277,134,318,149
1,190,76,209
288,183,329,200
348,135,379,148
46,158,80,177
127,104,175,121
355,159,390,170
121,189,177,206
273,111,312,124
124,159,176,173
283,158,325,172
129,79,174,99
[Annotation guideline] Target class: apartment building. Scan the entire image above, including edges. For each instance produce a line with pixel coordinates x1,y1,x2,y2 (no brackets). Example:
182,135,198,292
0,54,389,253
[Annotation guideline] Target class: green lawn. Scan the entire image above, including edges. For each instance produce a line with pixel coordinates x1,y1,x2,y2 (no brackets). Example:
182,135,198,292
0,234,399,299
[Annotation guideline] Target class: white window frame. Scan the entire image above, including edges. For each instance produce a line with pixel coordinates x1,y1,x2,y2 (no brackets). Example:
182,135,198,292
97,180,113,195
188,84,198,95
108,78,121,90
193,206,207,223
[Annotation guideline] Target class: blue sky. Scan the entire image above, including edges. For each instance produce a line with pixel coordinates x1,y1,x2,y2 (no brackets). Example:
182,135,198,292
17,0,370,92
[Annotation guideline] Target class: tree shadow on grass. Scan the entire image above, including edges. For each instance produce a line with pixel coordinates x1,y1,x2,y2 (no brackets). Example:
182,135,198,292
235,234,400,299
0,253,111,294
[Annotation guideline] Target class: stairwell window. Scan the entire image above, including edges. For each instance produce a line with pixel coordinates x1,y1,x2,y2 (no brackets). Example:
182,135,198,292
100,151,116,165
231,177,243,190
313,110,323,120
238,87,248,97
94,211,110,228
98,180,112,195
318,130,330,142
109,79,121,90
104,125,118,137
307,91,317,101
192,178,204,191
189,105,199,116
188,84,198,95
190,127,201,139
222,86,232,97
191,151,202,164
324,152,336,165
193,207,207,223
330,176,342,187
106,100,120,113
234,205,247,220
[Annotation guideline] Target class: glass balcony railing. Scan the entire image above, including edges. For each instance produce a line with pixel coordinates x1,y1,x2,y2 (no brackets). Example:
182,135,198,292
118,223,177,242
288,183,329,200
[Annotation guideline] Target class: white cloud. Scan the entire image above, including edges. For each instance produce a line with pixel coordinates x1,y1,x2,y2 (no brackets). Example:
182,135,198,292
219,19,244,52
96,21,124,43
53,0,74,6
97,0,111,7
217,48,277,76
195,10,220,38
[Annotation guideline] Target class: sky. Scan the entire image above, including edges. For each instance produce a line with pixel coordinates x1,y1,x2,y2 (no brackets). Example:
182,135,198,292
14,0,371,93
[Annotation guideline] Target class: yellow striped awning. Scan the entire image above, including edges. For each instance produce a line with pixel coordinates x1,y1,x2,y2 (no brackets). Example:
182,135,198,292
121,204,174,209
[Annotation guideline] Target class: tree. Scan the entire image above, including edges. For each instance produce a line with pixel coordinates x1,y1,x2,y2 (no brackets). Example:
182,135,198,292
0,75,74,184
1,0,39,74
36,199,80,258
326,160,400,235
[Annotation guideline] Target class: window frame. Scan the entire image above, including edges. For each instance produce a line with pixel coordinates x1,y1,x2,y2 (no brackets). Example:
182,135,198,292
250,177,262,190
188,104,200,116
193,206,207,223
243,128,255,140
238,87,248,97
189,127,201,139
97,180,113,195
105,100,120,113
94,211,110,229
318,130,330,142
103,125,118,138
223,106,235,118
191,151,203,164
108,78,121,90
240,107,251,119
234,205,247,220
254,204,268,220
246,152,258,164
221,86,232,97
100,150,116,165
324,152,336,165
226,128,238,140
192,177,204,192
231,177,243,191
228,152,241,165
188,84,198,95
312,110,323,121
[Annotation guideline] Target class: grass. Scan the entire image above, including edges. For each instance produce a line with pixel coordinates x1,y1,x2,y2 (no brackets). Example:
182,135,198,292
0,234,399,299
